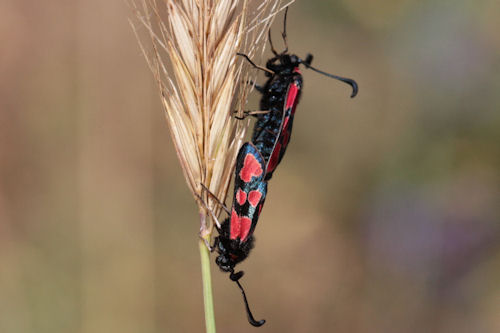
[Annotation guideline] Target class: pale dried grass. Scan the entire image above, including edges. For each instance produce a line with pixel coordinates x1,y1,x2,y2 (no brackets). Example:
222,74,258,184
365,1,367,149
130,0,289,237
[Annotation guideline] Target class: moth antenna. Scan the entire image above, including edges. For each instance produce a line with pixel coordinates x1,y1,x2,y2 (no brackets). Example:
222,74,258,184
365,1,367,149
268,29,279,56
301,60,359,98
281,6,289,54
231,275,266,327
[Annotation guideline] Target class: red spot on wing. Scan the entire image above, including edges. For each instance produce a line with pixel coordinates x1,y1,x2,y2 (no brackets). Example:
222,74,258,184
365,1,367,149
229,209,240,239
230,208,253,241
239,217,252,242
248,190,262,207
293,67,301,74
239,153,263,182
267,142,281,174
285,83,299,110
235,188,247,206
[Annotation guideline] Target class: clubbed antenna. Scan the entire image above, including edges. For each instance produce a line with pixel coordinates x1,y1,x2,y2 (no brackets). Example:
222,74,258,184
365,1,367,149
300,55,359,98
230,270,266,327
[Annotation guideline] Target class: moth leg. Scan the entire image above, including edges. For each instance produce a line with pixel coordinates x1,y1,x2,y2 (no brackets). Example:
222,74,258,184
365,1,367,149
233,110,271,120
195,191,222,229
199,235,214,252
246,80,264,93
200,183,231,215
245,110,271,116
237,53,274,75
211,237,219,253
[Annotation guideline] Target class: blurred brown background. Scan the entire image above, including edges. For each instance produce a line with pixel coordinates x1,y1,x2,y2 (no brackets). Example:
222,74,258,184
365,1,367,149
1,0,499,332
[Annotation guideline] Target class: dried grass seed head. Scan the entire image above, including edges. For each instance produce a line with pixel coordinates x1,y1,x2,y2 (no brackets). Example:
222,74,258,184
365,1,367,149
131,0,287,235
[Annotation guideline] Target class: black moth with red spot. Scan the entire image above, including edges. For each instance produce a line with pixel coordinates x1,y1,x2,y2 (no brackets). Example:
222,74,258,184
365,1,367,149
241,8,358,180
213,142,268,327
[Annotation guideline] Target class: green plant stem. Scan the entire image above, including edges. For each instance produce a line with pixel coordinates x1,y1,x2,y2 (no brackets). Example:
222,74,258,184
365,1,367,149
199,236,216,333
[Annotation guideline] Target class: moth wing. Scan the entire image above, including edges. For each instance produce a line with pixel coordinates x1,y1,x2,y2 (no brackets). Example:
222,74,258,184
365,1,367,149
265,76,302,178
229,142,267,242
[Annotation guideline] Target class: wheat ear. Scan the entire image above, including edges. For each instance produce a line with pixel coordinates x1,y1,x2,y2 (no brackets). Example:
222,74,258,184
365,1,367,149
130,0,285,331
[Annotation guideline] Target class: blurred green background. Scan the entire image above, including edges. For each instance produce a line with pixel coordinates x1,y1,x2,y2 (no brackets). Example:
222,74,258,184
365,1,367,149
1,0,499,332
